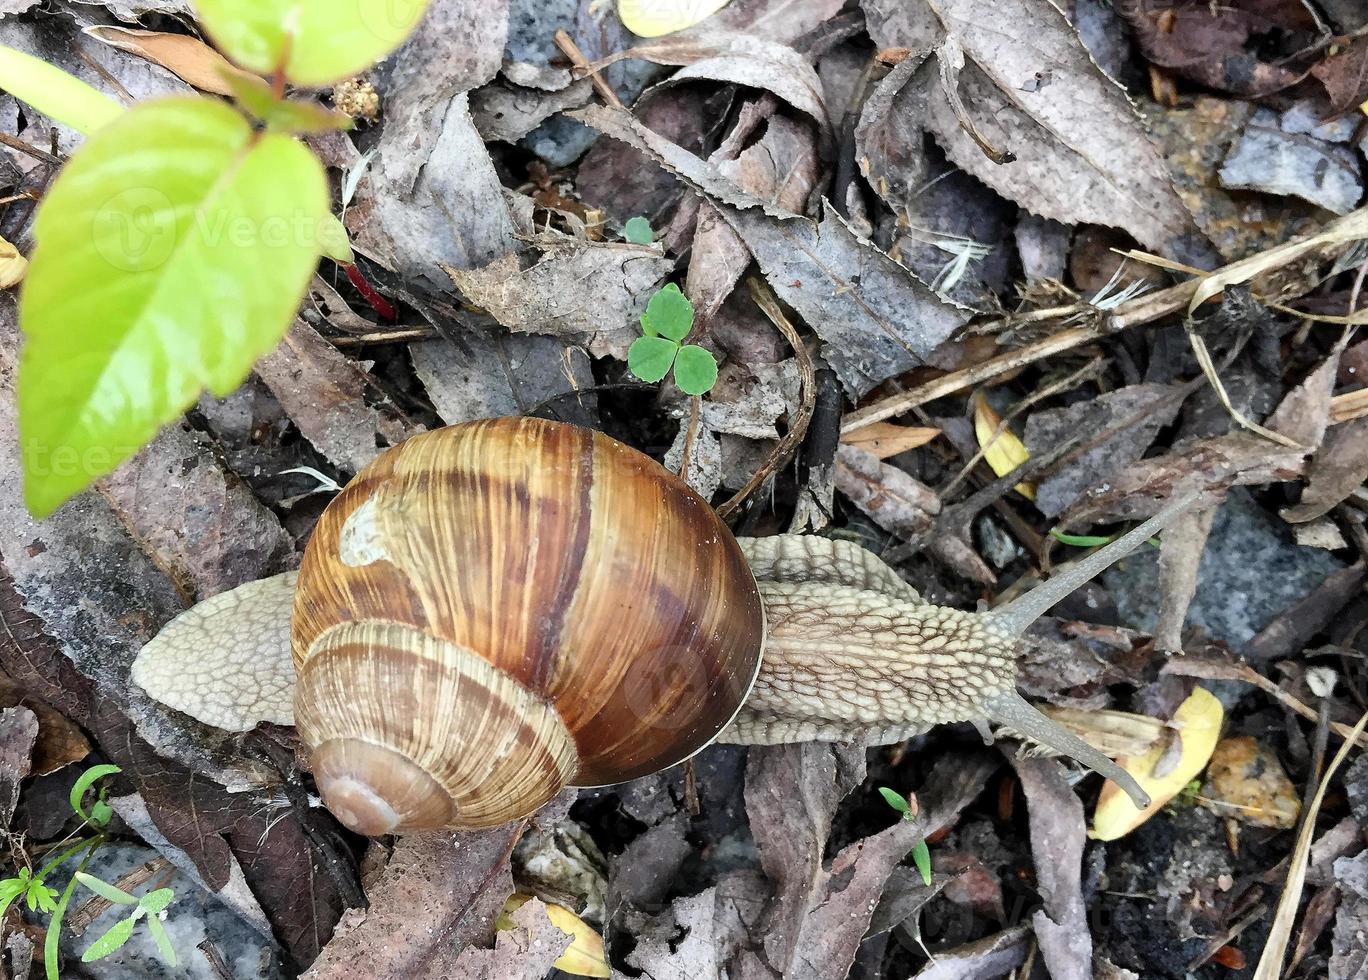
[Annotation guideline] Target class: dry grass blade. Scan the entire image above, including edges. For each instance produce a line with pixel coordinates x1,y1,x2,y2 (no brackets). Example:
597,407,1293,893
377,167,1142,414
1252,705,1368,980
1188,206,1368,313
1184,326,1306,449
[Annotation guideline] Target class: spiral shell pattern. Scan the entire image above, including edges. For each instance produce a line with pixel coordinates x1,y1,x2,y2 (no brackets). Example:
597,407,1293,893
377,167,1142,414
292,417,765,832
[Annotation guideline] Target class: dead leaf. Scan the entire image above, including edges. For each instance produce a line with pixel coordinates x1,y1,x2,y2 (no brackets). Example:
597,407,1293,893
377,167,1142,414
863,0,1203,256
688,113,819,327
1092,686,1224,841
841,421,941,459
619,0,732,37
498,894,608,977
972,392,1035,501
1010,756,1093,980
626,32,829,130
0,706,36,829
345,0,514,286
1312,35,1368,112
835,444,941,537
97,422,295,602
443,238,672,360
1118,0,1318,98
305,827,528,978
82,26,251,96
411,333,595,426
1282,416,1368,523
1024,382,1187,517
470,78,594,143
1333,853,1368,978
0,235,26,289
912,926,1031,979
1153,503,1217,653
255,319,424,475
1202,736,1300,828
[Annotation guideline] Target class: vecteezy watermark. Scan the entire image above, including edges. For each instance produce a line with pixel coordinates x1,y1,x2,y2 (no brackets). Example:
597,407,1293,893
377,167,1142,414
620,641,746,734
92,188,339,273
356,0,429,43
23,440,142,481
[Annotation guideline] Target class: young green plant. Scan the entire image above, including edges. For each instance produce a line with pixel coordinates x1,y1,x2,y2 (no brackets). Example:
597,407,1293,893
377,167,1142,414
878,787,933,886
0,764,180,977
623,216,654,245
0,0,432,517
627,284,719,397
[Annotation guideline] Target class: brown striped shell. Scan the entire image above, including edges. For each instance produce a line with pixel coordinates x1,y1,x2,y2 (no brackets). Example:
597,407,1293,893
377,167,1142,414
292,418,766,833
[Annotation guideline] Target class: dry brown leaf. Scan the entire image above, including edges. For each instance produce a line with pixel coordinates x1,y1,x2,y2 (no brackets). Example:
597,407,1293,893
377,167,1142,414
1091,686,1223,841
82,26,251,96
834,444,941,537
862,0,1202,255
571,103,969,394
444,238,672,360
1282,416,1368,523
1202,736,1300,829
840,421,940,459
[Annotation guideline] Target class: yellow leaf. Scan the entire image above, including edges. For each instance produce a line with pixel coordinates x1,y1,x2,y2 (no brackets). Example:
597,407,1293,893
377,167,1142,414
499,894,610,978
619,0,732,37
1091,686,1224,841
0,235,26,289
841,422,941,459
82,26,255,97
972,391,1035,500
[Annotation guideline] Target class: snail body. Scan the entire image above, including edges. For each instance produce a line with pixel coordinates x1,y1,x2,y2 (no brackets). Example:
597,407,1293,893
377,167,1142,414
136,417,1169,835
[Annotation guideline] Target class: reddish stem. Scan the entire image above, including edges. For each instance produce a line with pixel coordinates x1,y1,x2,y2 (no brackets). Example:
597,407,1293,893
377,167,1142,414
344,264,398,322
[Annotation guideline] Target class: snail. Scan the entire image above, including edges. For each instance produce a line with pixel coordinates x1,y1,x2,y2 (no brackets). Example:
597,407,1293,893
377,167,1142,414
134,416,1184,835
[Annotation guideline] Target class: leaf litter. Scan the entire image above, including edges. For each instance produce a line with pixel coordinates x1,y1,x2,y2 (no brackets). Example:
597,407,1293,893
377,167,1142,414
2,0,1368,976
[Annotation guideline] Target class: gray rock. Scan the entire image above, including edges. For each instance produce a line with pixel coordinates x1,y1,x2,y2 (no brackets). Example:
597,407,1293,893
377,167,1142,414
1219,108,1363,215
1103,488,1342,646
507,0,660,166
1280,99,1360,143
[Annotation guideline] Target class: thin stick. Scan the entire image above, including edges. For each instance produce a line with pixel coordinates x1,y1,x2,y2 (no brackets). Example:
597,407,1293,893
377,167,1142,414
553,30,624,109
0,132,62,166
1253,706,1368,979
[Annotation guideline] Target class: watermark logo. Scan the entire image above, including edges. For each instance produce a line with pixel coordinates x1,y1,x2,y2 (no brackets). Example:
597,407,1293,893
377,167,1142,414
357,0,428,44
93,187,178,274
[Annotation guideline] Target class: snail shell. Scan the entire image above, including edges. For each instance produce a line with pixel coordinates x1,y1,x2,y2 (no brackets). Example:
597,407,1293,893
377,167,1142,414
292,417,766,833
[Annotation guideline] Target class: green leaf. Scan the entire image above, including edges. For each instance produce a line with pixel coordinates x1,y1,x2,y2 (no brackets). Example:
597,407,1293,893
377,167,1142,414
20,97,328,516
195,0,432,87
1049,529,1115,548
224,73,352,133
627,336,677,384
0,44,124,135
26,880,58,914
75,873,137,906
878,787,910,817
623,216,654,245
673,344,718,396
319,213,355,265
138,888,175,915
69,765,121,825
0,877,27,919
911,839,932,887
82,915,136,962
145,913,177,966
641,283,693,342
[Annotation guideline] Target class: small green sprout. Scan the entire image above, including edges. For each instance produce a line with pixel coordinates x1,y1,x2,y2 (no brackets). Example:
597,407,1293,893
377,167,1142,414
627,284,719,396
1049,529,1161,549
75,874,177,966
878,787,933,886
623,216,655,245
0,764,179,978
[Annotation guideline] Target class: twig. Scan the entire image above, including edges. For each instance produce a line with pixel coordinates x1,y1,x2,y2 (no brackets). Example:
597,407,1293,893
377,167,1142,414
553,30,624,109
197,939,235,980
1253,705,1368,979
330,328,437,347
716,279,817,519
678,395,701,479
0,132,62,167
